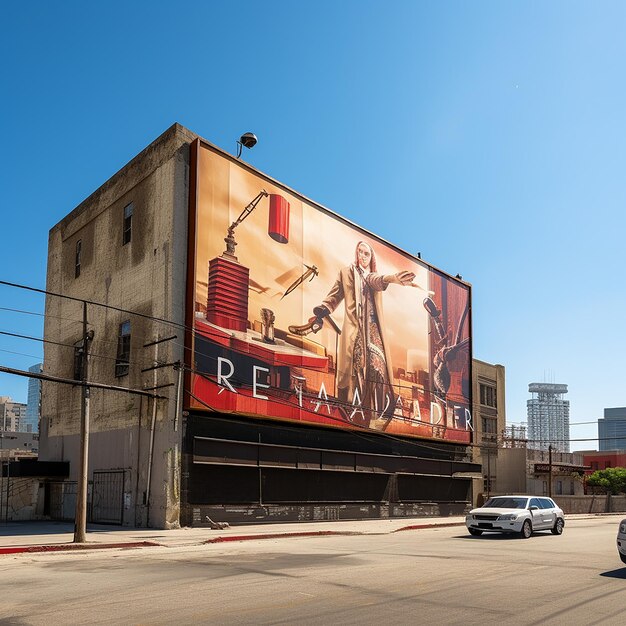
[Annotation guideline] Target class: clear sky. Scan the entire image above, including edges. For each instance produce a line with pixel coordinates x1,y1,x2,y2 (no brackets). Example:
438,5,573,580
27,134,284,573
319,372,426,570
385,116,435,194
2,1,625,451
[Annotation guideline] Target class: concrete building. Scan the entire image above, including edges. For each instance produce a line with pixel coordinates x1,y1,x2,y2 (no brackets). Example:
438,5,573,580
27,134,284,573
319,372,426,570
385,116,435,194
582,450,626,473
598,407,626,451
0,397,27,432
0,431,39,459
495,447,586,497
40,123,479,529
24,363,43,433
471,359,506,501
41,124,193,528
527,383,570,452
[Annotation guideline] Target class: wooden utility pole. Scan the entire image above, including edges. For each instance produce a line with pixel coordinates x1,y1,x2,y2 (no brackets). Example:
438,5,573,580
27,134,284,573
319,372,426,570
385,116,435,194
486,445,491,499
548,444,553,498
74,301,93,543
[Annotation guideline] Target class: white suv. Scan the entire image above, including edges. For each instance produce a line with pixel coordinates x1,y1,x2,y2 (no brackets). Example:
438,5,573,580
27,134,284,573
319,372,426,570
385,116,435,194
466,495,565,538
616,518,626,564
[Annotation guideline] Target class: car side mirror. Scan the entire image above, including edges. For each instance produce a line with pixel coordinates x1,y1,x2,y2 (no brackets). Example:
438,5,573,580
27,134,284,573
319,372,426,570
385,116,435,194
529,505,539,511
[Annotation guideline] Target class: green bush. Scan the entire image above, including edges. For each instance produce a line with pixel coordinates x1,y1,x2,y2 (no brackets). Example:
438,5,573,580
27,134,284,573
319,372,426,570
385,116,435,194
586,467,626,495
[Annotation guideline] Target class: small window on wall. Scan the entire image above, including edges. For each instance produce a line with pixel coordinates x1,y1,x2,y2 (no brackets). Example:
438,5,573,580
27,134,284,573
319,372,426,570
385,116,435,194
115,320,131,377
123,202,133,245
75,240,82,278
479,384,497,408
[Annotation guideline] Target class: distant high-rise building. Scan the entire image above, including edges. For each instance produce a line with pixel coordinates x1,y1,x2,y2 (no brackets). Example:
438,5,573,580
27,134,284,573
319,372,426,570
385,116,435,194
598,407,626,451
527,383,570,452
0,396,27,432
24,363,43,433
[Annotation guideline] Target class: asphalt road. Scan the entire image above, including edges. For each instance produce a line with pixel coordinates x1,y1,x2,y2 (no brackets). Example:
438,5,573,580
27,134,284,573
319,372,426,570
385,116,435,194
1,516,625,625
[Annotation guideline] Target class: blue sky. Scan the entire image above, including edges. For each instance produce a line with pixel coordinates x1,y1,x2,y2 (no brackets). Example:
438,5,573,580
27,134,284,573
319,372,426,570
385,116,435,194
2,1,625,450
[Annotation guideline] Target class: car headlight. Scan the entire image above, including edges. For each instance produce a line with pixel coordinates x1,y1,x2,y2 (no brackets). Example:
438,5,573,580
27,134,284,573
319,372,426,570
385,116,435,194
498,514,518,521
620,523,626,533
466,515,474,521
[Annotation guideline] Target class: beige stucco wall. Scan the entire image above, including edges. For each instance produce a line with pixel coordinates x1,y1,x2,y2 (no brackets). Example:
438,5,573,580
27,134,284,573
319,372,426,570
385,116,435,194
0,477,43,521
40,124,197,528
471,359,506,504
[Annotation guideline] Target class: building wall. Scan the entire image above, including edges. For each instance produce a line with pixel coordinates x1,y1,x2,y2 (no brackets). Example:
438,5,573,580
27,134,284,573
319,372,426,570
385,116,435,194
0,477,42,521
583,450,626,472
471,359,506,502
41,123,196,528
0,397,27,432
0,431,39,458
598,407,626,451
495,447,585,497
493,447,527,495
524,448,585,496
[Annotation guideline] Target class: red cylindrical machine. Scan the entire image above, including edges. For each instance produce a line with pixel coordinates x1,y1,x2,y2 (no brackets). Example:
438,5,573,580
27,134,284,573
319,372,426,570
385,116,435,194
268,194,290,244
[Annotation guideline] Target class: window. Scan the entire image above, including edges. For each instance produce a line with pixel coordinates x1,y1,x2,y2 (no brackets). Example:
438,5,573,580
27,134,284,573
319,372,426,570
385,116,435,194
115,320,131,377
123,202,133,245
75,240,82,278
481,416,497,434
479,383,497,408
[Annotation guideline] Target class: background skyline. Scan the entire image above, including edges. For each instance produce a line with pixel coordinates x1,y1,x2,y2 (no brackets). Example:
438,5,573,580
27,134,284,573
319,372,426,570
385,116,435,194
2,1,626,450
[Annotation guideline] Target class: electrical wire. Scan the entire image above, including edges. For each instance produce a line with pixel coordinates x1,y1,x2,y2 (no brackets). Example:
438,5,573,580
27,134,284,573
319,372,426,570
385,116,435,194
0,301,472,404
0,278,477,454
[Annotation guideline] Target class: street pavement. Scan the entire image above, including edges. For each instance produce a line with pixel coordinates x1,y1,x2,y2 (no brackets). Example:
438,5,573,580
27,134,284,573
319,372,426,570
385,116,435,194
2,516,626,625
1,513,623,555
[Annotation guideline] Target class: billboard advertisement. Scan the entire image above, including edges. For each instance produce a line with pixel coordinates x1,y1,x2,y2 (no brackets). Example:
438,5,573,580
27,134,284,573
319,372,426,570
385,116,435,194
187,140,472,443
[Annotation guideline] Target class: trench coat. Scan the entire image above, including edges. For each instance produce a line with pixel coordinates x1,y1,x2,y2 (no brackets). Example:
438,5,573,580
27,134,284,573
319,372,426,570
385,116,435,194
320,265,395,400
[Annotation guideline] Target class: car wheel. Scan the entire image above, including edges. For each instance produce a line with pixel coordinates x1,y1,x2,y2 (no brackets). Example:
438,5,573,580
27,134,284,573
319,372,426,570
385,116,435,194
520,519,532,539
551,518,564,535
468,528,483,536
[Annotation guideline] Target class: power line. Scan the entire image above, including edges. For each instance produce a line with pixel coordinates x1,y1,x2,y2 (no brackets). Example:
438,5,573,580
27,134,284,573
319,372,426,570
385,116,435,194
0,285,473,404
0,364,167,399
0,278,477,453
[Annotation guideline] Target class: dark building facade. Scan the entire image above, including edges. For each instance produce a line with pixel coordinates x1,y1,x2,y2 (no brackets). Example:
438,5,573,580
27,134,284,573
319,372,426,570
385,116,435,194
598,407,626,451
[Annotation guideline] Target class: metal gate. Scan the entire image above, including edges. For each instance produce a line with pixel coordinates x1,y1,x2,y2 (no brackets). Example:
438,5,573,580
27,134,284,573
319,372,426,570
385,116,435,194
92,470,125,525
48,481,81,521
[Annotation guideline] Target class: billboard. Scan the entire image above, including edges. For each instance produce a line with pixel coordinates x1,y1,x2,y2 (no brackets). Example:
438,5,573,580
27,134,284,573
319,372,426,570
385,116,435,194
186,140,472,443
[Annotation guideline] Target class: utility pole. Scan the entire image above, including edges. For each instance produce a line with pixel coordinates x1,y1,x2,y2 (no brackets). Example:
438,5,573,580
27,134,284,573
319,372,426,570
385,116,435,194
1,434,16,523
548,444,553,498
74,301,93,543
486,445,491,500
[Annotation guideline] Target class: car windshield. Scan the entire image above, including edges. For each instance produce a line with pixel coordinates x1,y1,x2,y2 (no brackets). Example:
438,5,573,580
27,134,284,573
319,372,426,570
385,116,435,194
484,497,528,509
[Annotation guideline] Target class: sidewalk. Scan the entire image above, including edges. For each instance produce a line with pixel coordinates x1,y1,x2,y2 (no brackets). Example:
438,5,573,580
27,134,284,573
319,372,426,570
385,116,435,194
1,513,622,555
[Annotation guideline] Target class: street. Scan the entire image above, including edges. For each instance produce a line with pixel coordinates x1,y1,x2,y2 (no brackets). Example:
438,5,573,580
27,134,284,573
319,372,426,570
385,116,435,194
1,516,625,625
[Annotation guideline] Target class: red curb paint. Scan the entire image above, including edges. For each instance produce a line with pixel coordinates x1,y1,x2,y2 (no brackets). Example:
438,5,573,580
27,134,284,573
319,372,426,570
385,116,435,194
205,530,361,544
0,541,160,555
394,522,465,532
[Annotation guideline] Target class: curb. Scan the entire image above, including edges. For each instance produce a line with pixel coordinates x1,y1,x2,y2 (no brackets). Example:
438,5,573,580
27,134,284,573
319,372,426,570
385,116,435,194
205,530,363,544
0,541,161,556
395,521,465,532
